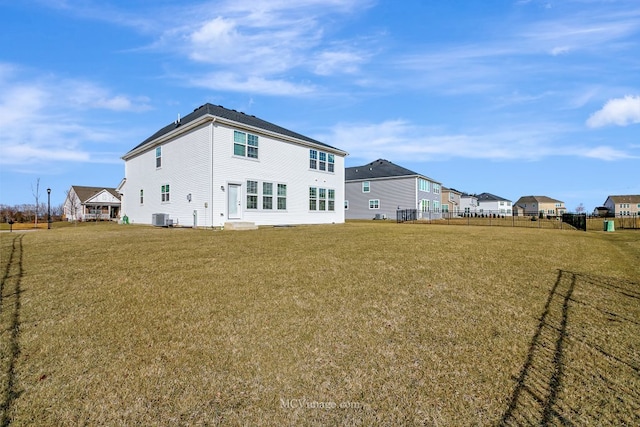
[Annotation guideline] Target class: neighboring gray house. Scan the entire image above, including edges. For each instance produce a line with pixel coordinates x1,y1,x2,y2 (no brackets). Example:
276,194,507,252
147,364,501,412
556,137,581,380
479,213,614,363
476,192,513,216
345,159,442,220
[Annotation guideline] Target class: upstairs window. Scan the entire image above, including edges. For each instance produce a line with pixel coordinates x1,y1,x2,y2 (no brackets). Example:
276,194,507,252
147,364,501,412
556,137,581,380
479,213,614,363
419,178,429,192
140,189,144,205
155,147,162,168
362,181,370,193
234,131,259,159
309,149,335,173
309,150,318,169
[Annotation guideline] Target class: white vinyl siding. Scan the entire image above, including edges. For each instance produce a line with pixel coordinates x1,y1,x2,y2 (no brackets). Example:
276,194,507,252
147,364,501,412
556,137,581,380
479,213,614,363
122,118,345,227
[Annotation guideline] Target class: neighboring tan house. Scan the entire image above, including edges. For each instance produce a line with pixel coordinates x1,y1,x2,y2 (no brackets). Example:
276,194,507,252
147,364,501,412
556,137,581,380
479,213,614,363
64,186,121,221
460,193,479,215
514,196,566,217
345,159,442,220
120,103,347,227
476,192,513,216
442,187,462,216
601,195,640,216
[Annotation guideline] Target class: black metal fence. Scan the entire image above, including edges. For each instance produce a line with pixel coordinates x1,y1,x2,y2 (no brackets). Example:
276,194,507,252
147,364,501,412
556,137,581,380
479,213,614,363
398,211,640,230
562,213,587,231
396,209,418,223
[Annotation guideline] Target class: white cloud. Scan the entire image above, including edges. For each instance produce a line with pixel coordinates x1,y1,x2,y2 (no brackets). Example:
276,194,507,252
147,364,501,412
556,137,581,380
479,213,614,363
550,46,571,56
586,95,640,128
313,49,368,76
581,145,634,161
187,72,316,96
318,119,635,163
0,65,149,167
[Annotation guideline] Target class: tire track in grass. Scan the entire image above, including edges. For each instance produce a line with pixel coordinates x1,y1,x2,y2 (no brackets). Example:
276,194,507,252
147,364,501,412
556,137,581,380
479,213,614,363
0,234,24,426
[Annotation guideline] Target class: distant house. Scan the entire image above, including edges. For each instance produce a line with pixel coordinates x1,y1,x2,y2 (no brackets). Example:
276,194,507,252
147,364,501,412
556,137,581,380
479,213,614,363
514,196,566,217
601,195,640,217
442,187,462,216
460,193,479,216
476,192,513,216
64,186,121,221
345,159,442,220
120,103,347,227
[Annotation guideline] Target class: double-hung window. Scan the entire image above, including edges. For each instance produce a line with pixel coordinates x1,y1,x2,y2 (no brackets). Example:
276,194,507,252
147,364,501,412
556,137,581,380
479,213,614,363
309,150,318,169
277,184,287,210
262,182,273,210
309,187,317,210
161,184,170,202
319,152,327,171
362,181,370,193
247,180,258,209
234,131,259,159
140,189,144,205
155,147,162,168
309,149,335,173
369,199,380,209
319,188,327,210
309,187,335,211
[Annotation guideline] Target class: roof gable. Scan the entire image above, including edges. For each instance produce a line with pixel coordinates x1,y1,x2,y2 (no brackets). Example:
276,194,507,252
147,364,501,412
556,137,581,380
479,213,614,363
346,159,439,182
125,103,341,156
85,189,121,204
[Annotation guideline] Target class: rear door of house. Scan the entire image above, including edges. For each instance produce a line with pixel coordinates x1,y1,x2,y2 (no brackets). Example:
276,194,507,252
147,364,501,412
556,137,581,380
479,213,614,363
228,184,242,219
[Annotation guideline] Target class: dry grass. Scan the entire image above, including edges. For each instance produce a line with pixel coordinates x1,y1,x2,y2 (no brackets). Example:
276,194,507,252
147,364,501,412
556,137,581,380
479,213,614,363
1,222,638,425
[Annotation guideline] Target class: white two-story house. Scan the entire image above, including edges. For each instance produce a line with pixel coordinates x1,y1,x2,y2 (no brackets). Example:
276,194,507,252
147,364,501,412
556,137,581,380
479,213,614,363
120,103,347,228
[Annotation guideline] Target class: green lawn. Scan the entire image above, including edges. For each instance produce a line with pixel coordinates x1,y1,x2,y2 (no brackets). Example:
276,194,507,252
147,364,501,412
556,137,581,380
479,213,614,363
1,222,638,425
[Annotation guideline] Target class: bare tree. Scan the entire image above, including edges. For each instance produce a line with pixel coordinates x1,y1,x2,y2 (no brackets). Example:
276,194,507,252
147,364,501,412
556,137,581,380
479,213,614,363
32,178,41,228
65,189,80,225
575,203,585,214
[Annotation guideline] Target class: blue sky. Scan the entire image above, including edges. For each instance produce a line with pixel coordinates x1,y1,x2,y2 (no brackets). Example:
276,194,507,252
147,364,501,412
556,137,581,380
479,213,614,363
1,0,639,211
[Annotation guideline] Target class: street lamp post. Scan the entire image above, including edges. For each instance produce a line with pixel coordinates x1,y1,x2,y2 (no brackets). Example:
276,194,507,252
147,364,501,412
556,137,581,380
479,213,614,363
47,188,51,229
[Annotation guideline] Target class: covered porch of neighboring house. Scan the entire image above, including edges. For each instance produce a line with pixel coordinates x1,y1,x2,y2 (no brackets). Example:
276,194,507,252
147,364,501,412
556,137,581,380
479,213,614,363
83,203,120,221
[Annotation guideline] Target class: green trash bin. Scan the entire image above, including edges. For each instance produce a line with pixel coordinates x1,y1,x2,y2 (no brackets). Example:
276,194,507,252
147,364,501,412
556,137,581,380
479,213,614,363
604,220,615,232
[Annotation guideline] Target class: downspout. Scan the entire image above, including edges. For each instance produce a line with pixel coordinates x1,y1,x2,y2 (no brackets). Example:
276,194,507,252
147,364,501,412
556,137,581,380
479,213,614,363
210,118,215,228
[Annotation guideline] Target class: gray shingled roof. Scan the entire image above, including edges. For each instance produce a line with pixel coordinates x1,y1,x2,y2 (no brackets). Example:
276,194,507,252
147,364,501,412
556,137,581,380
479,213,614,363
476,192,511,202
516,195,563,204
126,103,340,155
607,195,640,204
346,159,436,181
71,186,120,202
